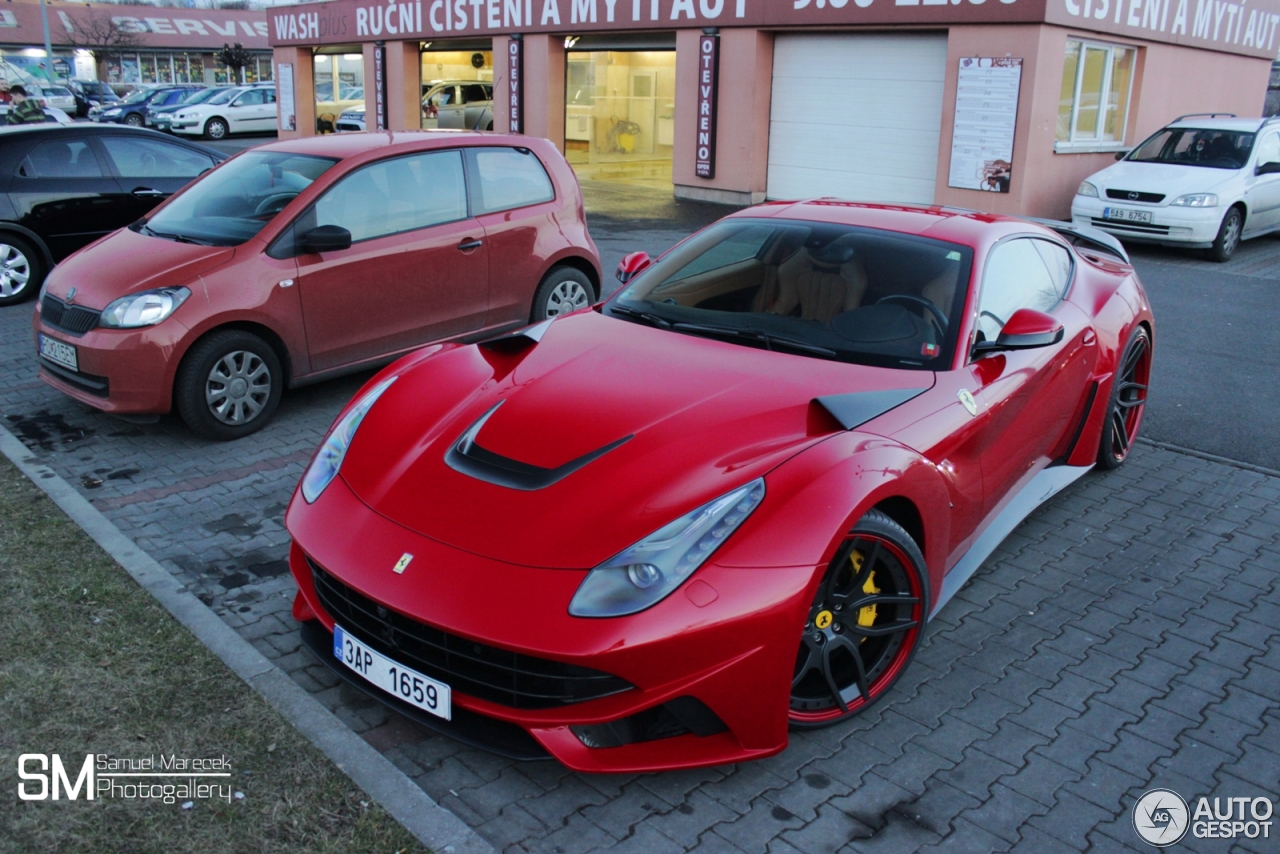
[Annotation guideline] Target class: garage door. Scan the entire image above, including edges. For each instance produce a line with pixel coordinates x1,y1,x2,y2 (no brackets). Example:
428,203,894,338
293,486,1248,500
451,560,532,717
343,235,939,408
767,34,948,204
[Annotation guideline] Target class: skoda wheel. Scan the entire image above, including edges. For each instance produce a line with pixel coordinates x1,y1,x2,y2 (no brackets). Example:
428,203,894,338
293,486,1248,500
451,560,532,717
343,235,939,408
176,330,282,441
205,118,229,140
0,234,43,306
789,509,927,728
1097,325,1151,470
1209,206,1243,263
532,265,595,322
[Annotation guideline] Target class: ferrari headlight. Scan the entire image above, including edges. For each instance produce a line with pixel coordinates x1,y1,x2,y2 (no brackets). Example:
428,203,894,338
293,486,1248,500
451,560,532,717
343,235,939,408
300,377,396,504
1170,193,1218,207
569,478,765,618
100,287,190,328
1076,181,1099,197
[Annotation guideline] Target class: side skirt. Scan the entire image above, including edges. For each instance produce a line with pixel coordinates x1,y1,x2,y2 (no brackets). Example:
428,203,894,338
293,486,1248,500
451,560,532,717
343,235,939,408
930,463,1093,618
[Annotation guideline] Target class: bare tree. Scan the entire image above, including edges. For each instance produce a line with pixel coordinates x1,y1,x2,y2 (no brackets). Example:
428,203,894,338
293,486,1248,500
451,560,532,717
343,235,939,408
216,42,252,84
61,12,145,72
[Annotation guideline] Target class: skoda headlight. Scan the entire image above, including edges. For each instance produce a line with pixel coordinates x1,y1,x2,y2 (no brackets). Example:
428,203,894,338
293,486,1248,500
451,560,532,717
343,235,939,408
569,478,765,618
301,377,396,504
1170,193,1218,207
100,287,190,328
1076,181,1099,197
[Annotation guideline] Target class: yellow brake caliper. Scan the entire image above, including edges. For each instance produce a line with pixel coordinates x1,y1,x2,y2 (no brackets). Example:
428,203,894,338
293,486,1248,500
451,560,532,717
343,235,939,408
849,549,880,639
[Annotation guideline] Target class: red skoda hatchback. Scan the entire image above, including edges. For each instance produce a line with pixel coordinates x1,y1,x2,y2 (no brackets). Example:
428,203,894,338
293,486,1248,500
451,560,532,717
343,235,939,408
32,132,600,440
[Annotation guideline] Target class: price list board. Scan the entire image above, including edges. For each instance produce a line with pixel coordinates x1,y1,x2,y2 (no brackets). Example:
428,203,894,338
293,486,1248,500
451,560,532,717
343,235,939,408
948,57,1022,194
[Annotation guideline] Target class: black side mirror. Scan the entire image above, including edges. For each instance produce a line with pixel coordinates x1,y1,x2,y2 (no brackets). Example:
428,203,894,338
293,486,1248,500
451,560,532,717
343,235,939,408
302,224,352,254
1256,161,1280,175
1113,150,1129,161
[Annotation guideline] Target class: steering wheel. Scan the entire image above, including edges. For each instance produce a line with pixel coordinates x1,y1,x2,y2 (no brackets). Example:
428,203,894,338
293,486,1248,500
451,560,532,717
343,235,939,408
877,294,948,330
253,192,297,218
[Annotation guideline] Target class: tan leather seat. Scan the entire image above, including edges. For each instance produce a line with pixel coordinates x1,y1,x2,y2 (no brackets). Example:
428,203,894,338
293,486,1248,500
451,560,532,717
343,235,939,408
922,266,959,319
756,247,868,322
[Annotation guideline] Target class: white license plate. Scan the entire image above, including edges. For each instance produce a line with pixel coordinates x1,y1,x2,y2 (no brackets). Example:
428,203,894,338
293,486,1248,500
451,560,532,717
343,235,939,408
38,334,78,371
1103,207,1153,224
333,624,451,720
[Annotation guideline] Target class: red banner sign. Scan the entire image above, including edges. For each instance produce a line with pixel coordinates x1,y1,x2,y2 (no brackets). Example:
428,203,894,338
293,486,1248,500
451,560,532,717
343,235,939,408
695,33,718,179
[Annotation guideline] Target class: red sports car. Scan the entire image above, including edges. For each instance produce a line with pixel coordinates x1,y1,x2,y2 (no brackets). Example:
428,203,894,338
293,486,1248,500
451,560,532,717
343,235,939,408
285,201,1153,772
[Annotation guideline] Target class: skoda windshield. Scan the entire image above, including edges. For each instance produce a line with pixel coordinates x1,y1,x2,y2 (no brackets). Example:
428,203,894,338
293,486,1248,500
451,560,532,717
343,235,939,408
136,151,338,246
606,219,973,370
1127,127,1255,169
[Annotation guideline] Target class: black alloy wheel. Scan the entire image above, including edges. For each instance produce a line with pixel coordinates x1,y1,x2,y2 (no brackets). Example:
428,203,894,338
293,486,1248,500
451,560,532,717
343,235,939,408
789,509,927,727
1097,325,1152,469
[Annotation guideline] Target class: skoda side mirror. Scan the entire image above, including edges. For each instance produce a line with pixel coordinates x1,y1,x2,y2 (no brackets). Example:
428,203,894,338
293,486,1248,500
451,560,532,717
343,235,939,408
1256,161,1280,175
616,251,651,284
971,308,1064,358
302,224,352,254
1113,150,1129,161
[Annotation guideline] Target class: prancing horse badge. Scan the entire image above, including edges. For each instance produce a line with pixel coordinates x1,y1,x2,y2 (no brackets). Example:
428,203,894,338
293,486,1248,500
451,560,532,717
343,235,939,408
393,553,413,574
957,389,978,417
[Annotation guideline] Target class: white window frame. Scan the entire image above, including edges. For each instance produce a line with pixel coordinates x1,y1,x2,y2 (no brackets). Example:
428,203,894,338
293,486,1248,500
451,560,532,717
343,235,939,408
1055,38,1136,154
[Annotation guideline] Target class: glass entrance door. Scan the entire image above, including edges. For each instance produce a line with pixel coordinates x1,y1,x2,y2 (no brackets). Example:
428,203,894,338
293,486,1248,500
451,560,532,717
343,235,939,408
565,50,674,188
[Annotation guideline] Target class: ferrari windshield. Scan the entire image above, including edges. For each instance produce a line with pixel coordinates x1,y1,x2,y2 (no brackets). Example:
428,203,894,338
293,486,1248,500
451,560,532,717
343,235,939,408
139,151,338,246
607,219,973,369
1127,128,1254,169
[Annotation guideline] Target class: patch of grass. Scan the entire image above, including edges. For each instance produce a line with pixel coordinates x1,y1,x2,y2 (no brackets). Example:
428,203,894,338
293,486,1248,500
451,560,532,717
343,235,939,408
0,456,427,854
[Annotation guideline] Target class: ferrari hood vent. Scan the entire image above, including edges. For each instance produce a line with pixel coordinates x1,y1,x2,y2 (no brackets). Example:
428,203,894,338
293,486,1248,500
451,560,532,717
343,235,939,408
814,387,930,431
445,400,633,491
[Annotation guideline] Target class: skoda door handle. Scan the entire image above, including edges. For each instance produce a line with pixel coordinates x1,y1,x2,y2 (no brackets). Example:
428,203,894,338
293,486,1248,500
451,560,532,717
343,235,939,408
457,239,483,251
131,187,167,198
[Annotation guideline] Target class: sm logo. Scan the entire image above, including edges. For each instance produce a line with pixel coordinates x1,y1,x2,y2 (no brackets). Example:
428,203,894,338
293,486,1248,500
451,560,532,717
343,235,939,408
17,754,95,800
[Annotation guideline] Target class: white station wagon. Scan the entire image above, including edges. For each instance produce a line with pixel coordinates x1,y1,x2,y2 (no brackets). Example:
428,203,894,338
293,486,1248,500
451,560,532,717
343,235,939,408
1071,115,1279,262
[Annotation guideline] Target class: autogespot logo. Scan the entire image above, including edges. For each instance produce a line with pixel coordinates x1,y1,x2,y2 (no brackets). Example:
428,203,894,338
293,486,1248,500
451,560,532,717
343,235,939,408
1133,789,1190,847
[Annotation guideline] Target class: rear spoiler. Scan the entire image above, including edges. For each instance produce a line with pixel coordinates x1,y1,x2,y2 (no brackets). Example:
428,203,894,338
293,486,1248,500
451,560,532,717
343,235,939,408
1026,218,1130,264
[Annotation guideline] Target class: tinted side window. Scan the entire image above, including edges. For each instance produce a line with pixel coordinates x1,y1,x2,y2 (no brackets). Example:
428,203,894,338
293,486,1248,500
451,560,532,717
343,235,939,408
101,136,216,179
976,238,1064,343
460,84,488,104
466,147,554,215
311,149,467,242
18,139,103,178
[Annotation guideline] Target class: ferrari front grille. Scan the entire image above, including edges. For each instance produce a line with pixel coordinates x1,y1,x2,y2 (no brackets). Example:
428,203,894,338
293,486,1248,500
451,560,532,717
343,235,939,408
307,557,634,709
41,295,100,336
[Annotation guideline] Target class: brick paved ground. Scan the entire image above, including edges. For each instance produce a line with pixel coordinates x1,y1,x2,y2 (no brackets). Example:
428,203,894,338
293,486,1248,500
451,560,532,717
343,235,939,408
4,209,1278,852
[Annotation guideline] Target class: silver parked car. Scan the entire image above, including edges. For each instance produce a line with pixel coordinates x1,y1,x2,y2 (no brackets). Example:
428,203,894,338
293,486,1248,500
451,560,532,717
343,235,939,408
423,80,493,130
40,85,77,113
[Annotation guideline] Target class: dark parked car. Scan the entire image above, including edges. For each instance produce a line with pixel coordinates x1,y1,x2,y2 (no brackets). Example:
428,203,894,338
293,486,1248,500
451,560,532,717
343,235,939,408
68,79,121,118
90,85,203,127
0,124,225,305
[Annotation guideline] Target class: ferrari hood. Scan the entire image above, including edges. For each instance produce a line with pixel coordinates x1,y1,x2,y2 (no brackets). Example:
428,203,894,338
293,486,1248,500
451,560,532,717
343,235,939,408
338,310,934,569
43,227,235,310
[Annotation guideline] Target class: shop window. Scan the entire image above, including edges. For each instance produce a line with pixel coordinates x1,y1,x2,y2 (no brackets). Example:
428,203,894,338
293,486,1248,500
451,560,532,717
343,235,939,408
465,147,555,215
311,150,467,242
1056,39,1135,149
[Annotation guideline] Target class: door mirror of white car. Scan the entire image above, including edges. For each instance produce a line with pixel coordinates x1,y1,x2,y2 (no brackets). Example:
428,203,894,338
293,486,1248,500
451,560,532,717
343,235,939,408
1113,150,1129,161
1255,161,1280,175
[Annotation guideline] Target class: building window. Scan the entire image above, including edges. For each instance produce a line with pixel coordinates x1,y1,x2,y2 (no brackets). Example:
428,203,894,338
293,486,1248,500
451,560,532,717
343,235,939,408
1056,39,1135,149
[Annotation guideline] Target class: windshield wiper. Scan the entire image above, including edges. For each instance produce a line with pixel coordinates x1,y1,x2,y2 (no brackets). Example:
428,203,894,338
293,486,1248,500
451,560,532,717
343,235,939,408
608,304,673,328
144,228,214,246
671,322,838,357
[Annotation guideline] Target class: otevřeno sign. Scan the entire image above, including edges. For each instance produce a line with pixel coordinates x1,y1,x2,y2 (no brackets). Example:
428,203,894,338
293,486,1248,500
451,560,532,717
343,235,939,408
694,33,718,179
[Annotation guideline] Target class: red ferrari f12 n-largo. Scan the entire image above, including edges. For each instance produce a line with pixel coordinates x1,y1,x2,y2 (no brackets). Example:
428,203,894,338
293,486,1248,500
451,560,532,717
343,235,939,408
286,201,1154,772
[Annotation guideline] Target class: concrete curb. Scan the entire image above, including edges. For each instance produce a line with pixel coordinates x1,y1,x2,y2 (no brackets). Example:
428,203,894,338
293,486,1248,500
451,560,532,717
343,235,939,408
0,424,495,854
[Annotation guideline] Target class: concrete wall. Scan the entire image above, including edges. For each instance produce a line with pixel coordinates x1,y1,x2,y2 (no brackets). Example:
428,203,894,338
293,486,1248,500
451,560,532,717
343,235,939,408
673,28,774,206
934,24,1272,219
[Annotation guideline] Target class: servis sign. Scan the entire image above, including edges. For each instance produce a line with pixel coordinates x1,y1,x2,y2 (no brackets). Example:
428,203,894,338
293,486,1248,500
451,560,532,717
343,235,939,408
272,0,1037,47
